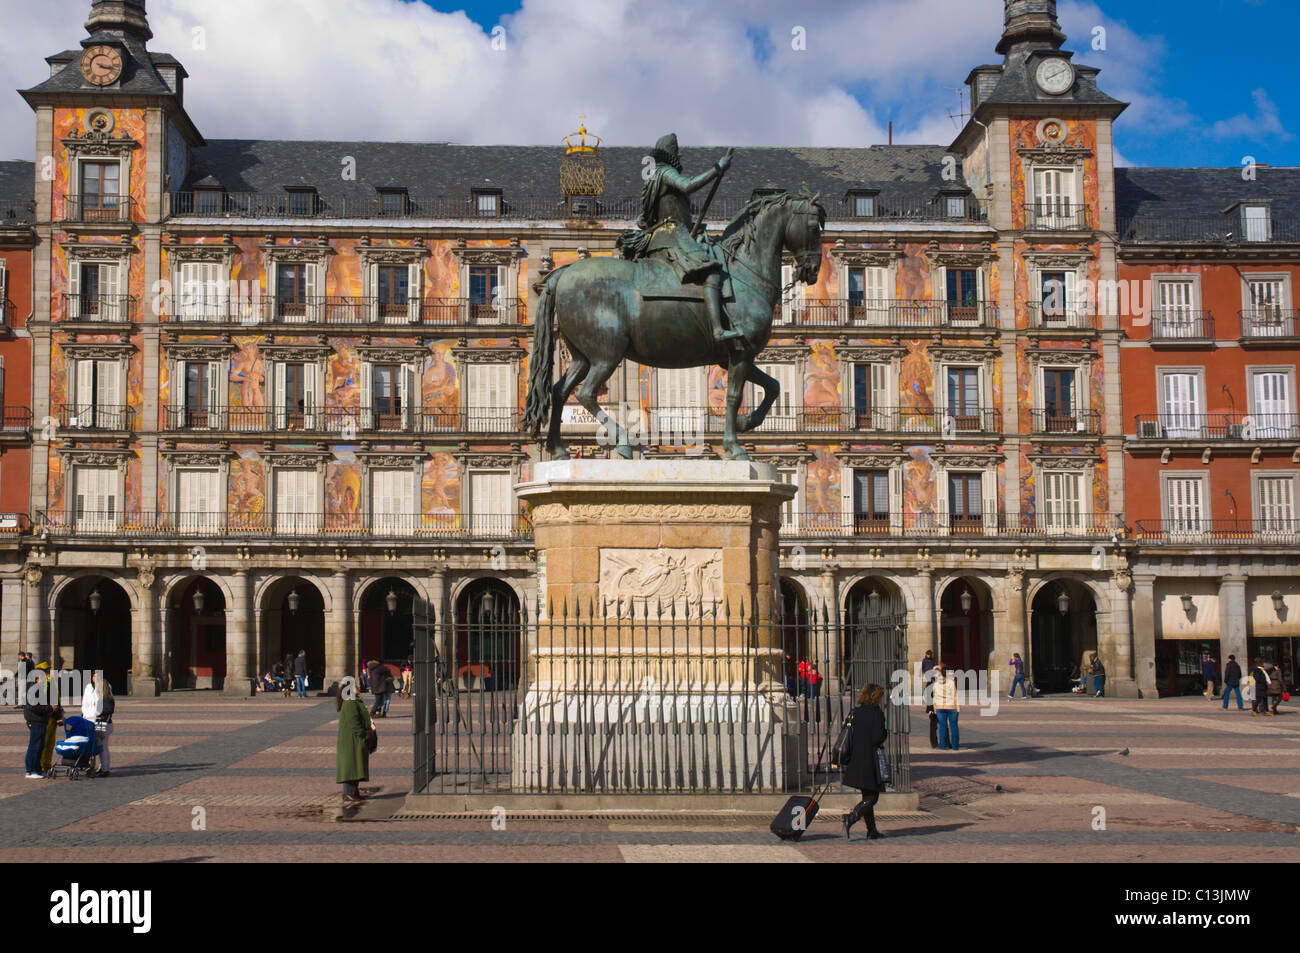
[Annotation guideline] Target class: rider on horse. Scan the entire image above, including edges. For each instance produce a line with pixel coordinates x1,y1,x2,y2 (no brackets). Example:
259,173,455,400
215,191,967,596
617,133,743,345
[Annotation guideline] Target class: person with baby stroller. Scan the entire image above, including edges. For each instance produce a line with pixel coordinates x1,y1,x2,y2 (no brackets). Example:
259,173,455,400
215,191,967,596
81,671,114,776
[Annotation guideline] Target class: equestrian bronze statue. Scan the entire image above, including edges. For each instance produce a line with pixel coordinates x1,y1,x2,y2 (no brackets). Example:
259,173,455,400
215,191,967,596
523,137,825,461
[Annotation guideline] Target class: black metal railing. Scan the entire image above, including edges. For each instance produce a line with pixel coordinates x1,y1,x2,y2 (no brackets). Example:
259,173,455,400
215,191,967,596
1119,215,1300,244
61,293,136,322
0,300,13,329
1150,310,1214,341
1240,309,1300,339
776,298,998,329
1129,413,1299,441
61,194,136,223
413,594,911,796
54,404,136,431
162,294,526,326
163,405,521,434
643,405,1001,436
1026,301,1100,330
1023,203,1091,230
0,407,32,430
1135,519,1300,543
36,510,532,539
783,511,1121,539
1030,409,1102,435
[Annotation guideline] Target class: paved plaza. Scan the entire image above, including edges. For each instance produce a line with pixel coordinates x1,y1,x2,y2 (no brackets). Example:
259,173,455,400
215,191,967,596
1,691,1297,863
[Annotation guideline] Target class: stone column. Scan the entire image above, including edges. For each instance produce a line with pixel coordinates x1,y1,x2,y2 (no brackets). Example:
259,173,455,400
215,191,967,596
997,568,1027,694
2,577,23,664
911,568,936,666
223,569,254,696
428,564,449,662
25,568,46,660
324,570,349,694
130,568,161,696
1131,572,1158,697
1218,574,1249,676
1108,568,1138,697
820,562,840,694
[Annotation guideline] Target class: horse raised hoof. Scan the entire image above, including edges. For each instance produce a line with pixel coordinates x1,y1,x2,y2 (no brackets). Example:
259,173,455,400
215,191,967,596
549,445,571,461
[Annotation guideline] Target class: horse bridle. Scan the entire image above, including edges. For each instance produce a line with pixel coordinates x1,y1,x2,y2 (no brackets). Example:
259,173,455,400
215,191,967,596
723,200,822,298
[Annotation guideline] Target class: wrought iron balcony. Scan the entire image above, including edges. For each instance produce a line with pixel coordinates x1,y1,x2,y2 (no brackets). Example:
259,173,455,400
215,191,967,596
782,511,1121,539
61,293,136,323
0,407,32,430
36,510,533,540
1239,309,1300,340
1150,310,1214,342
54,404,136,432
1023,203,1091,231
163,405,522,435
774,298,997,329
61,194,136,224
162,294,526,327
1031,409,1102,435
1132,413,1299,441
1118,215,1300,244
1026,301,1100,331
1134,519,1300,543
643,406,1002,436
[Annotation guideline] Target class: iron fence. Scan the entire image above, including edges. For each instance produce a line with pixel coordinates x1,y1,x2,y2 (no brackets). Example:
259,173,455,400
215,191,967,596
35,510,531,540
413,595,910,796
783,510,1122,539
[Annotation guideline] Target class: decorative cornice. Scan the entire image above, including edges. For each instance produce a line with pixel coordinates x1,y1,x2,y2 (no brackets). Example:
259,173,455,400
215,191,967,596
1021,250,1092,267
161,450,232,467
358,244,430,266
60,341,134,360
264,451,330,468
61,239,134,260
752,451,814,467
761,343,813,361
357,343,428,364
829,246,904,266
1016,145,1092,161
932,452,1000,469
835,451,907,468
456,453,524,469
1025,345,1094,363
59,447,133,468
260,243,332,262
61,132,139,157
453,245,526,266
357,451,428,468
165,242,235,264
453,345,526,364
930,345,999,363
837,345,906,363
1028,452,1100,469
162,340,236,361
927,242,995,266
260,341,332,363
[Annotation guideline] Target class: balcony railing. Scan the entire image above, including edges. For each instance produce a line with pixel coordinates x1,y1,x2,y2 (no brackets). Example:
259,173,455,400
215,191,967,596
1118,215,1300,245
1030,409,1102,435
163,405,521,434
0,407,32,430
644,406,1002,436
774,298,998,329
1240,309,1300,339
1150,310,1214,342
54,404,137,432
782,511,1120,539
61,194,136,224
1134,519,1300,543
36,510,533,540
61,293,136,323
1023,203,1091,231
1026,302,1100,331
1132,413,1300,441
162,294,525,326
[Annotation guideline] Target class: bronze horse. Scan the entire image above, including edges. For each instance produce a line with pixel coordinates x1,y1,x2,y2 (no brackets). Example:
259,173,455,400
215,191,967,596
523,189,825,461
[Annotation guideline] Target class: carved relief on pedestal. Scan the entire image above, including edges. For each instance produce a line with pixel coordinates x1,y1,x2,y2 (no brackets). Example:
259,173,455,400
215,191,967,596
599,548,722,618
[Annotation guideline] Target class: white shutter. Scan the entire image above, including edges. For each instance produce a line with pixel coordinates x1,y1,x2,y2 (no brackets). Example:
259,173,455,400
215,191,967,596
178,469,220,533
780,264,794,324
178,262,199,319
274,363,287,429
74,359,94,426
371,469,404,533
1063,271,1079,327
982,469,997,534
1167,477,1204,536
303,263,319,322
1252,371,1290,438
839,464,853,534
1258,477,1294,533
408,262,422,324
359,363,373,431
303,363,319,429
67,260,81,320
495,265,509,322
889,466,903,534
100,263,120,321
777,468,800,533
76,467,117,532
97,360,121,429
470,470,511,535
401,467,416,533
207,361,221,428
864,266,889,325
1162,373,1199,437
173,360,186,418
275,468,317,535
1158,280,1194,336
870,363,890,430
398,364,411,430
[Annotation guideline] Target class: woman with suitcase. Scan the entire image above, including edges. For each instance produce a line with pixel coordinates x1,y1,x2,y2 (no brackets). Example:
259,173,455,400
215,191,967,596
841,682,888,841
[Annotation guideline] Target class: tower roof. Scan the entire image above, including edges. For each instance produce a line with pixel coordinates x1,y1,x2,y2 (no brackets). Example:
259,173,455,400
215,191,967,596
84,0,152,45
996,0,1066,55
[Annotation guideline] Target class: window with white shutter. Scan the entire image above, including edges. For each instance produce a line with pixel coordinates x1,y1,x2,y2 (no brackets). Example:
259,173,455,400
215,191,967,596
846,266,889,325
74,466,118,532
371,468,414,535
1042,470,1084,534
469,469,513,535
655,367,706,440
1033,167,1076,227
779,264,798,324
177,468,221,534
1164,476,1206,537
73,359,123,429
1160,372,1201,438
466,363,515,432
274,468,318,535
1256,475,1296,534
777,467,800,533
1156,279,1196,337
1250,370,1294,438
746,363,799,432
1243,205,1270,242
177,261,224,322
1246,278,1287,336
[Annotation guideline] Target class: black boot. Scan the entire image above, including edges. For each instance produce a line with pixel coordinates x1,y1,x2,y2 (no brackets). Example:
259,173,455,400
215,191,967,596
866,806,884,839
705,275,743,346
842,803,861,840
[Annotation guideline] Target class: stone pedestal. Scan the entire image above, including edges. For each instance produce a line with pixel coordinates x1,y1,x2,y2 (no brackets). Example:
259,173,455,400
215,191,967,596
514,459,800,792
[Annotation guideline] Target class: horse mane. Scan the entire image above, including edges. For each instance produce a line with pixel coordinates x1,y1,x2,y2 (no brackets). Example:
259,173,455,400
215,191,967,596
718,189,825,256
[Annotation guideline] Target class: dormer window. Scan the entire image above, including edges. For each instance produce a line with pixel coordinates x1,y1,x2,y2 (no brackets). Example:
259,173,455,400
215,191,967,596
473,189,501,217
850,192,878,218
751,186,782,202
194,187,222,215
944,194,968,218
378,188,408,217
1243,204,1271,242
285,187,318,216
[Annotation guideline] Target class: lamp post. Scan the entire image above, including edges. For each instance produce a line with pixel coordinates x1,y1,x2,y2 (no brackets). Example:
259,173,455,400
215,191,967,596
959,586,972,614
287,588,300,615
1056,587,1070,616
386,589,398,615
193,585,205,614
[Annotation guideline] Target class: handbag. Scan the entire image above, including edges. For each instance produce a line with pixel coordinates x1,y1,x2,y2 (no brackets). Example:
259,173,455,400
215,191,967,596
874,744,891,786
830,714,854,766
364,727,378,753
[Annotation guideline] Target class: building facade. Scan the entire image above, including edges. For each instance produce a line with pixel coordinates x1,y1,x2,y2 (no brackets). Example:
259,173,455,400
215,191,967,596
8,0,1295,698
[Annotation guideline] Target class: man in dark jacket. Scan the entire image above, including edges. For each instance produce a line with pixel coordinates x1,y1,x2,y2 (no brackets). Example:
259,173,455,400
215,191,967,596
282,652,295,697
293,650,308,698
1202,654,1218,698
841,683,889,840
366,660,390,717
1250,658,1271,716
22,687,61,779
1222,655,1243,710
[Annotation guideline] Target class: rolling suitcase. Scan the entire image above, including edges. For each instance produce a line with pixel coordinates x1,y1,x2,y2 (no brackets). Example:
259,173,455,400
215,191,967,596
770,793,821,841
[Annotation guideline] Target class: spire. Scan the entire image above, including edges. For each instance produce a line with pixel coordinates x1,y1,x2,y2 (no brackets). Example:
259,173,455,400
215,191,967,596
996,0,1065,55
84,0,152,45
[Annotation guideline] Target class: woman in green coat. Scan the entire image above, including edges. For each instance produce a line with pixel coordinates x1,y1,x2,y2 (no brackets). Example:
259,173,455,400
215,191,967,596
336,686,372,803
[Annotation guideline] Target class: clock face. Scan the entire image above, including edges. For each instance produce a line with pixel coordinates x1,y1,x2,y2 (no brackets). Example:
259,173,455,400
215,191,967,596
1035,58,1074,95
80,45,123,87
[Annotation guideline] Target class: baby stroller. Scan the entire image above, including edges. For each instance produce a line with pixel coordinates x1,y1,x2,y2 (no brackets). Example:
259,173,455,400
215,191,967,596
52,715,102,779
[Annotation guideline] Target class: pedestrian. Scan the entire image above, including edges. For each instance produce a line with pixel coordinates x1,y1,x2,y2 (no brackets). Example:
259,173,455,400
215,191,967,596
1221,655,1243,710
81,672,114,777
367,659,390,717
1008,652,1027,698
293,649,308,698
805,661,822,699
13,652,32,706
920,650,935,677
335,683,373,804
1249,658,1270,716
401,656,414,697
840,682,888,841
1088,652,1106,698
933,663,960,751
922,661,939,749
1202,653,1219,698
1068,661,1083,693
282,652,294,697
1265,661,1286,716
22,665,61,780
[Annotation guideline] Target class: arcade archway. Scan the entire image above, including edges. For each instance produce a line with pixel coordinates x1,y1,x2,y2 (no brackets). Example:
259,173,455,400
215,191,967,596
360,577,420,666
1031,579,1098,693
454,579,521,691
56,576,132,693
938,577,993,672
262,577,326,691
169,577,227,690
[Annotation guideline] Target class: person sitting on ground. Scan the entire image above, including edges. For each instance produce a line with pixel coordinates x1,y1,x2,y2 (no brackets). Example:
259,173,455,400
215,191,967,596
1068,661,1083,693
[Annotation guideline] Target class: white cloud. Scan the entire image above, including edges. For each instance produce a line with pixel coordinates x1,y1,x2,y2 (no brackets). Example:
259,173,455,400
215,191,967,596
1209,88,1292,141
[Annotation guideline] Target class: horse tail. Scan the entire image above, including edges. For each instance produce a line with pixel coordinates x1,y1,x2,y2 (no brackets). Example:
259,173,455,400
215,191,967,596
522,272,558,437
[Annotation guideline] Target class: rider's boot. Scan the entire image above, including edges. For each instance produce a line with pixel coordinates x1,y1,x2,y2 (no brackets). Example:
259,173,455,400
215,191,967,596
705,274,744,348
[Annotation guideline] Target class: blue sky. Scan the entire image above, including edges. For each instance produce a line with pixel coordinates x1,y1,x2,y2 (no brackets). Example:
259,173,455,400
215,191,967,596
415,0,1300,168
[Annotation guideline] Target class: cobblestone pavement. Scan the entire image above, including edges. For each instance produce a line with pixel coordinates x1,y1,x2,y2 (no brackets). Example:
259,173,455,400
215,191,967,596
1,692,1297,862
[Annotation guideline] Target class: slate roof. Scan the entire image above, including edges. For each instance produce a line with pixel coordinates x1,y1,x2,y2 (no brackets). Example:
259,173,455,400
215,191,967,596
0,162,35,225
1116,167,1300,242
976,54,1124,111
182,140,974,217
24,37,176,100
